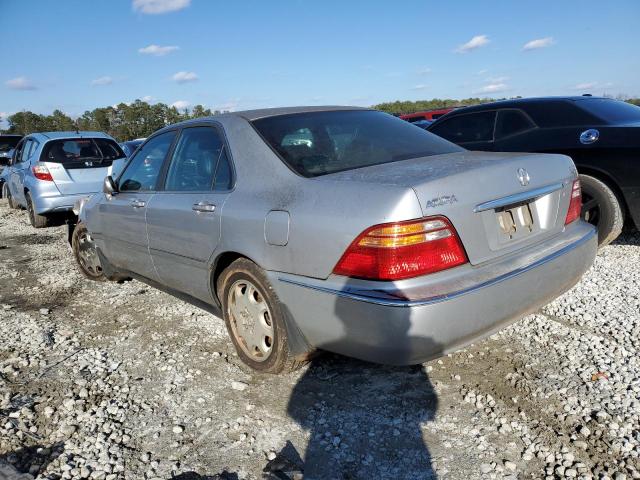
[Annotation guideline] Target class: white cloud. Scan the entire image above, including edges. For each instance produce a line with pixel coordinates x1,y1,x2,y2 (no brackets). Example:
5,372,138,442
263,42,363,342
138,44,179,56
91,76,113,86
411,84,428,91
573,82,597,90
417,67,432,75
5,76,37,90
486,76,509,83
523,37,555,51
475,83,509,94
170,100,191,110
133,0,190,14
171,71,198,83
456,35,490,53
141,95,154,102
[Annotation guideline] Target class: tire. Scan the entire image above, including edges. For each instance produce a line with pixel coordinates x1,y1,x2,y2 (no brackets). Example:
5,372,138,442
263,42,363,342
72,223,106,281
26,192,50,228
579,174,623,247
217,258,303,374
5,186,18,209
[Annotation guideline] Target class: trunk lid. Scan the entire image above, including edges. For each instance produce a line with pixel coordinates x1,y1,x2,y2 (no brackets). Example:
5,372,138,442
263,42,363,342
323,151,578,265
40,138,126,195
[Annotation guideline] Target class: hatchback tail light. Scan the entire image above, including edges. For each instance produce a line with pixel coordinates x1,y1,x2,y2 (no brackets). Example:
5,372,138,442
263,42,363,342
332,216,468,281
32,165,53,182
564,179,582,225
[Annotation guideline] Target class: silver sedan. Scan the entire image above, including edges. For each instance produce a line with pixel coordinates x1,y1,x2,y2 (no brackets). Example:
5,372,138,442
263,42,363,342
72,106,597,373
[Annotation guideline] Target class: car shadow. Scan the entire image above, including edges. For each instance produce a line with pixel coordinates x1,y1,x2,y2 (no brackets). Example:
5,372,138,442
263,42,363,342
611,229,640,247
275,279,440,480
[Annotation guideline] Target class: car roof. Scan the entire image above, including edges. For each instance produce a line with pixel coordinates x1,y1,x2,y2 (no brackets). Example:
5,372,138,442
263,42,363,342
445,96,610,114
0,134,23,138
28,131,113,141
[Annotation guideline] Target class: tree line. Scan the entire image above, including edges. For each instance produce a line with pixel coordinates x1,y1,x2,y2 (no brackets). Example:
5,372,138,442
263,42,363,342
1,101,222,142
3,97,639,141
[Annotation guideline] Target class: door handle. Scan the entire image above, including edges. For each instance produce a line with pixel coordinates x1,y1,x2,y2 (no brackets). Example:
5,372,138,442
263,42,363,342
192,202,216,213
131,199,146,208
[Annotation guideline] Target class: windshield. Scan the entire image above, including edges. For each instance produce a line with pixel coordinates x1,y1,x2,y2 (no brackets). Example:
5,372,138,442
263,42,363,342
576,99,640,124
0,137,20,152
252,110,463,177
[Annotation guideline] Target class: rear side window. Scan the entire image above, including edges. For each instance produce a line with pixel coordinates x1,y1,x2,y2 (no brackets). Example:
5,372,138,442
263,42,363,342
41,138,125,169
164,126,231,192
252,110,462,177
495,110,536,139
429,111,497,143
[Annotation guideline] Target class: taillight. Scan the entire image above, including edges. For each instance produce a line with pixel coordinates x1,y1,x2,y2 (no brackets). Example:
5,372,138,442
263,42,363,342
333,216,468,281
564,179,582,225
32,165,53,182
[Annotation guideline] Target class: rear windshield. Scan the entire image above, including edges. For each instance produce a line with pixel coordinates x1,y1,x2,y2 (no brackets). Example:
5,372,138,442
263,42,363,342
0,137,21,152
252,110,463,177
41,138,125,168
576,98,640,124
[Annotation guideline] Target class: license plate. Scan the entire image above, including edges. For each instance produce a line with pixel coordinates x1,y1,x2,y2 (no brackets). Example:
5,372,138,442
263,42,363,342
496,203,534,239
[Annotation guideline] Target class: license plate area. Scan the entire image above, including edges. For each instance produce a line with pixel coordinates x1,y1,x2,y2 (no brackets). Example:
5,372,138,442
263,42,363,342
495,201,534,242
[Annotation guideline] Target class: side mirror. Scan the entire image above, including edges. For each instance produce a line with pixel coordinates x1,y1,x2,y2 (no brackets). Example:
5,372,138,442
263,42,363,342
103,175,118,197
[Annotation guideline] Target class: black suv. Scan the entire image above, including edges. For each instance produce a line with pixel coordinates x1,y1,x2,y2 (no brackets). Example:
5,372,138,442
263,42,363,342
427,97,640,246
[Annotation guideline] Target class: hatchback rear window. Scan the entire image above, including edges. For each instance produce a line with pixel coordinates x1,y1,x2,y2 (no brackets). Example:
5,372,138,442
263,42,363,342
576,98,640,125
252,110,462,177
41,138,125,169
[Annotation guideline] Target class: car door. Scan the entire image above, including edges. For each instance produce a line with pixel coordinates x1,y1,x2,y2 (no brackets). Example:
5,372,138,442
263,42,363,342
97,130,177,279
146,124,234,302
429,111,497,151
9,139,33,205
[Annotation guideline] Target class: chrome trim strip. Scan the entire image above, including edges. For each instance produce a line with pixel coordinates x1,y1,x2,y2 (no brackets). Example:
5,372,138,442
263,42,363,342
278,227,596,308
474,182,564,213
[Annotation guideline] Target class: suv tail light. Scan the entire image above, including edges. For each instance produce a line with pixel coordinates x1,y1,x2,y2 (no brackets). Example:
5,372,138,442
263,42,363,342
564,179,582,225
333,216,468,281
32,164,53,182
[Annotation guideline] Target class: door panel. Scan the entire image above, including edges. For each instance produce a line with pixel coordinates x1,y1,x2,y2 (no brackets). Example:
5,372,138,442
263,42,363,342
146,192,228,301
98,192,157,279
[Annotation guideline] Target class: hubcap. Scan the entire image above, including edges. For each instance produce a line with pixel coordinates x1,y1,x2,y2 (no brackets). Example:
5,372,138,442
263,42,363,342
227,280,274,362
581,191,600,226
77,231,102,276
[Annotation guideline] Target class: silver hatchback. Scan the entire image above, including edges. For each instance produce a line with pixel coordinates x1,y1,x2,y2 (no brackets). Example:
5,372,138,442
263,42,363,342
72,107,597,373
6,131,126,227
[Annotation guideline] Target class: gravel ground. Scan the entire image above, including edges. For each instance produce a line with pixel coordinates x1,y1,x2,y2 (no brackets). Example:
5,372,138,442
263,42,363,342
0,201,638,480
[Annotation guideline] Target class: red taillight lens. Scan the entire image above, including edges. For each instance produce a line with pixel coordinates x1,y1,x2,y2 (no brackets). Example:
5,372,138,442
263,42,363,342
564,179,582,225
333,216,468,281
32,165,53,182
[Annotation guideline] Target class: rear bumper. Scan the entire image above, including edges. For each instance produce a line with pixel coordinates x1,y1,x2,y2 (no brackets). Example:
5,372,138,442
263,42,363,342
268,222,597,365
33,192,90,215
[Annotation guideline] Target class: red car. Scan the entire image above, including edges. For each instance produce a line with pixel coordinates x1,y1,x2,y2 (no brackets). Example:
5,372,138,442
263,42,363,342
400,108,456,123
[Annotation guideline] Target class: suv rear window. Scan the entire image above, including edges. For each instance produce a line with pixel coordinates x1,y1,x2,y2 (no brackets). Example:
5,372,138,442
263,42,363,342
252,110,462,177
41,138,125,169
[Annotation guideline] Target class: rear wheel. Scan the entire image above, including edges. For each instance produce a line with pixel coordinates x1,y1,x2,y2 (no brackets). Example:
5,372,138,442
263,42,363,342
72,223,106,281
26,192,50,228
5,185,18,209
579,174,623,247
218,258,303,374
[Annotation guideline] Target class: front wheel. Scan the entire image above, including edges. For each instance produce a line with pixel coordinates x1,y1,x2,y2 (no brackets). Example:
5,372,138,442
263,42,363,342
218,258,303,374
579,174,623,247
72,223,106,281
5,185,18,209
26,192,50,228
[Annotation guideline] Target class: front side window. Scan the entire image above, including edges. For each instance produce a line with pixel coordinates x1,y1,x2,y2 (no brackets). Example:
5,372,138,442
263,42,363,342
119,131,177,192
165,126,226,191
495,110,536,139
252,110,462,177
429,111,497,144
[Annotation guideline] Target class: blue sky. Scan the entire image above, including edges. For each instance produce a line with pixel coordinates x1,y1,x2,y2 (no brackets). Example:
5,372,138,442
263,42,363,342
1,0,639,123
